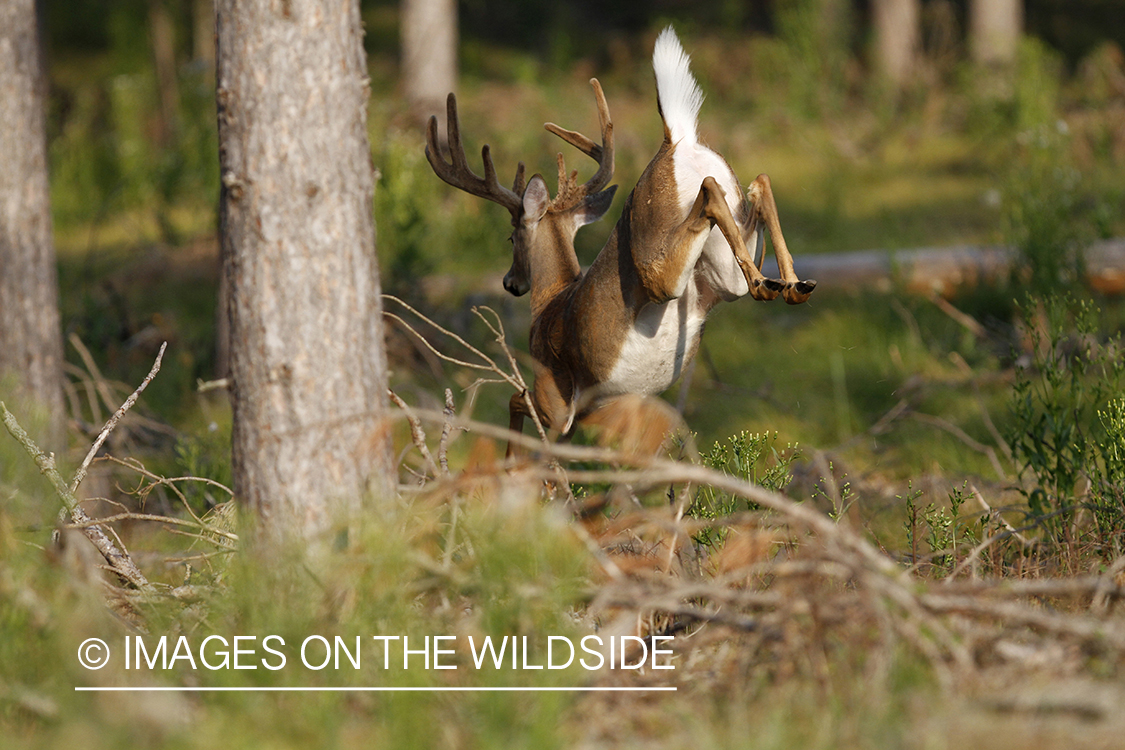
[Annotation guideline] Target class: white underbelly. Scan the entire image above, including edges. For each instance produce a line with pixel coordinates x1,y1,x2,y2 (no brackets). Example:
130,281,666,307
604,292,705,396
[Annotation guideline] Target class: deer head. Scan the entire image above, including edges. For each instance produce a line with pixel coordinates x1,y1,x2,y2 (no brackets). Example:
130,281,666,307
425,80,616,307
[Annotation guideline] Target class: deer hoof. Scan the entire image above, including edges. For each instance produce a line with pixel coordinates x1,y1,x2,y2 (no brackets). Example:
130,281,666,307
782,279,817,305
750,277,783,301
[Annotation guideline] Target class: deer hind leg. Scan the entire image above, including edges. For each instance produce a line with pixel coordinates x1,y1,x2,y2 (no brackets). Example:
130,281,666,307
638,176,785,303
743,174,817,305
693,176,789,302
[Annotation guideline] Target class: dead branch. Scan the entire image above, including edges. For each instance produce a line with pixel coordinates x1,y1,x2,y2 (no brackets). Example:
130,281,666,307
63,510,237,547
912,412,1008,480
929,293,987,339
71,342,167,494
388,389,440,480
1,402,155,593
439,388,455,475
68,332,123,425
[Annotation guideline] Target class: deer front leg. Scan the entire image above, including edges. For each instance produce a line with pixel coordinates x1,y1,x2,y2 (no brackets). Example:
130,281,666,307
505,364,574,458
507,391,531,459
743,174,817,305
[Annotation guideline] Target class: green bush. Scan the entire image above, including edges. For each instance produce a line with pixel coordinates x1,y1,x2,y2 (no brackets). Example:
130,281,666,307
1006,293,1125,551
688,430,799,548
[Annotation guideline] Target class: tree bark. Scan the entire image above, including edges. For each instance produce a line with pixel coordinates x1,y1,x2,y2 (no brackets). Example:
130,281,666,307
215,0,395,547
401,0,458,125
0,0,65,447
872,0,920,88
970,0,1022,68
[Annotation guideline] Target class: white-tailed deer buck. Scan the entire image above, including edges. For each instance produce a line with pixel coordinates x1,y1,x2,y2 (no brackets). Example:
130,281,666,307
425,28,816,452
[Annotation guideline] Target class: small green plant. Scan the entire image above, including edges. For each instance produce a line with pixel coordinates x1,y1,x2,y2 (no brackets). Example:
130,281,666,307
812,460,855,524
1090,397,1125,559
688,431,799,548
902,482,980,575
901,482,925,567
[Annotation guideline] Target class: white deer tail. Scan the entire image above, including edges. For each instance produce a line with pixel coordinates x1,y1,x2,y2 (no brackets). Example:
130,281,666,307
652,26,703,146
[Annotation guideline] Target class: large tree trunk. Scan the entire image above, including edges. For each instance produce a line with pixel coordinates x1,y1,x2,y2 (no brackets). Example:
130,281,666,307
401,0,457,126
0,0,65,447
969,0,1022,68
215,0,395,547
872,0,920,88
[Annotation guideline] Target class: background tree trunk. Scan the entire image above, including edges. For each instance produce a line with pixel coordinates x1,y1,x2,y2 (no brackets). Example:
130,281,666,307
193,0,216,68
147,0,180,148
0,0,66,447
215,0,395,546
970,0,1023,67
872,0,920,88
401,0,458,127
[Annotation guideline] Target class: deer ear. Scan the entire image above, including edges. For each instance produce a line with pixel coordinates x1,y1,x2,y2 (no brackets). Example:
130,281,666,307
574,185,617,227
521,175,551,223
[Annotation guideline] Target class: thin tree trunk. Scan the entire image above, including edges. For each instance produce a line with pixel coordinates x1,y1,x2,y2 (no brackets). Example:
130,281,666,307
872,0,920,88
193,0,215,67
148,0,180,147
215,0,395,547
401,0,457,126
970,0,1022,68
0,0,65,447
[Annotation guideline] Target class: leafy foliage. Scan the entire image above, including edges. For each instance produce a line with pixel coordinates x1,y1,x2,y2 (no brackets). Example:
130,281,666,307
688,431,798,548
902,482,980,575
1090,397,1125,558
1007,293,1125,547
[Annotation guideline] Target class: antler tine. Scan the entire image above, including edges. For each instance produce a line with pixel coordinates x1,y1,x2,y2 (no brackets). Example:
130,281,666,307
544,78,615,211
424,93,522,215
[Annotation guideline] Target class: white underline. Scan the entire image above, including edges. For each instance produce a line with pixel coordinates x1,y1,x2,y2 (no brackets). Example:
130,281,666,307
75,686,676,692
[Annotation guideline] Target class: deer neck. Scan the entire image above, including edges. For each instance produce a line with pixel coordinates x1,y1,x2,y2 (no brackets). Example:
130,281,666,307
527,219,582,319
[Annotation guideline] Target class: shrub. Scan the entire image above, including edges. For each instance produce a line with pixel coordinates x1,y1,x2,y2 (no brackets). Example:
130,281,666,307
688,430,798,548
1007,293,1125,552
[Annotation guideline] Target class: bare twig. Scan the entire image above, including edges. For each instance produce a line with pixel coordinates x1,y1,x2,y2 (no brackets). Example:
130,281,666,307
439,388,456,475
63,510,238,546
929,293,987,339
71,342,167,494
949,352,1014,463
383,295,507,376
196,377,230,393
388,389,440,480
912,412,1008,480
68,333,123,424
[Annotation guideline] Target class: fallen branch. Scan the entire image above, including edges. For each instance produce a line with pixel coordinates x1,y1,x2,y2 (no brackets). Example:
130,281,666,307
1,402,155,593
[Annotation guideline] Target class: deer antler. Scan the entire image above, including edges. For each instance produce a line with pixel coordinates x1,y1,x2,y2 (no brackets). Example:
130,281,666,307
544,78,615,212
425,93,525,217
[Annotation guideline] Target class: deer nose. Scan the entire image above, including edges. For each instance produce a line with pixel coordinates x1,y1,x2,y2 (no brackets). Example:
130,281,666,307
503,271,529,297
